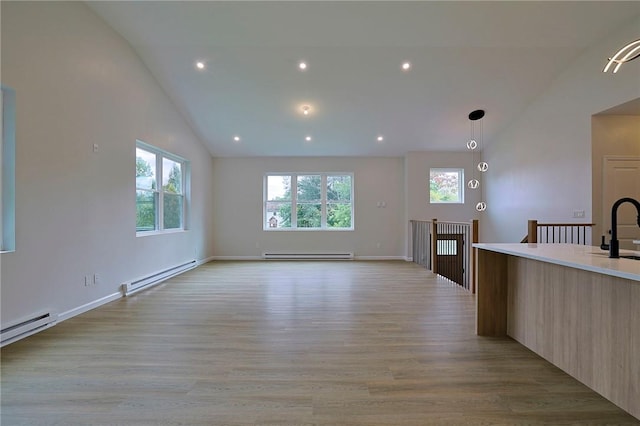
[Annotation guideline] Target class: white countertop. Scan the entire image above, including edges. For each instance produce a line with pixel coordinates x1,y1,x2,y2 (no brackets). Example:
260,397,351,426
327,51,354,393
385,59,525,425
473,243,640,282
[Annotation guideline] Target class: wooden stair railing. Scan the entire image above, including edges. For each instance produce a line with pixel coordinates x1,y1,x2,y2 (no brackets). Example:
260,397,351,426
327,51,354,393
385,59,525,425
525,220,595,245
410,219,479,293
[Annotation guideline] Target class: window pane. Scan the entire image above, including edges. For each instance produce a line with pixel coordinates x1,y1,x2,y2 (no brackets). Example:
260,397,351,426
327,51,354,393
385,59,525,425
265,202,291,228
297,175,321,202
136,148,156,190
136,190,156,231
163,193,183,229
1,89,3,249
430,169,463,203
297,203,321,228
267,175,291,201
327,203,352,228
327,175,351,201
162,158,182,194
1,86,16,251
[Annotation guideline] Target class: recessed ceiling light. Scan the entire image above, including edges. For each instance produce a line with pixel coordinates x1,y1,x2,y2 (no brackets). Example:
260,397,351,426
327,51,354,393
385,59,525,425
233,136,240,142
301,105,311,115
401,61,411,71
377,135,384,142
195,61,206,70
305,136,312,142
299,61,308,71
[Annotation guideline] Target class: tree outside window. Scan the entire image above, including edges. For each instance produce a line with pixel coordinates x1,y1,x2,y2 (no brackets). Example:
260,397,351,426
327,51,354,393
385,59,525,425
430,168,464,203
136,150,156,231
162,158,183,230
265,173,353,230
136,141,187,234
327,175,352,228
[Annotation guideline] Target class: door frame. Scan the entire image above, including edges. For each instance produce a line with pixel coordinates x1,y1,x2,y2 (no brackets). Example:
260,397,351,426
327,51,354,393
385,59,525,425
602,155,640,249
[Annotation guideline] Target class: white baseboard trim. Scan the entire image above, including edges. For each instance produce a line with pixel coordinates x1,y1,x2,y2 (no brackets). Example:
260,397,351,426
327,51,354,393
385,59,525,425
196,256,216,266
354,256,407,261
58,292,122,323
210,255,408,261
210,256,263,261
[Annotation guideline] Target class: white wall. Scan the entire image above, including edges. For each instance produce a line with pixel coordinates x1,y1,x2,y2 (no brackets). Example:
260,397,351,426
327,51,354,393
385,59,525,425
404,151,482,253
483,17,640,243
0,2,215,325
404,151,482,222
210,153,481,260
211,157,405,259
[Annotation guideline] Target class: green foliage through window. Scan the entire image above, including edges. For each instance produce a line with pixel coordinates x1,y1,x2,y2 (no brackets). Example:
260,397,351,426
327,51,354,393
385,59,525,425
430,169,463,204
136,142,187,233
265,174,353,230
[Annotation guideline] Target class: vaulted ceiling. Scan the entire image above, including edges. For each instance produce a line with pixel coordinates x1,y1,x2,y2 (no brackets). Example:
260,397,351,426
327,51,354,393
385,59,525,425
87,1,640,157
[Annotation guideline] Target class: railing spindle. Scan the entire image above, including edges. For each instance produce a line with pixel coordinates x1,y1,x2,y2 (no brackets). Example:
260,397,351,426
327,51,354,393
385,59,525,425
528,221,595,245
409,218,477,292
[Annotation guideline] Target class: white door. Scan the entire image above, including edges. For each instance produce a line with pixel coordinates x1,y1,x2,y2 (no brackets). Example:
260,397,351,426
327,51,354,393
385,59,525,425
603,157,640,250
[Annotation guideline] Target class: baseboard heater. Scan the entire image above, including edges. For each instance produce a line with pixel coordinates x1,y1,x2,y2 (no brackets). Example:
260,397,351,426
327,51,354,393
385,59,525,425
121,260,196,296
1,311,58,347
262,252,354,260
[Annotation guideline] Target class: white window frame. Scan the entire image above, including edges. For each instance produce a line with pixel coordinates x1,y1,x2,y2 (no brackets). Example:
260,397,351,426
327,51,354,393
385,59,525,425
429,168,465,204
136,140,189,236
1,86,16,252
264,173,354,231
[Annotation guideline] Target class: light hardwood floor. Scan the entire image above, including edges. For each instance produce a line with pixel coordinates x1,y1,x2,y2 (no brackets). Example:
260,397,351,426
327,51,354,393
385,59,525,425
2,261,638,425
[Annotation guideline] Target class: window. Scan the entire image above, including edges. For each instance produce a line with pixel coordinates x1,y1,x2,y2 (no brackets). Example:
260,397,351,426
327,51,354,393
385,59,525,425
430,168,464,204
264,173,353,230
1,86,16,252
136,141,188,234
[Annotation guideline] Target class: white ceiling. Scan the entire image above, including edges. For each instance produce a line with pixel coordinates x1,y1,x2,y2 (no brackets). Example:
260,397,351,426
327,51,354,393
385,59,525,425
87,1,640,157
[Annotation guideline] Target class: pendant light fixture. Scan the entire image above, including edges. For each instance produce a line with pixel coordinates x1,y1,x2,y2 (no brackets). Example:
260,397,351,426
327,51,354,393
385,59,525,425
603,39,640,73
467,109,487,212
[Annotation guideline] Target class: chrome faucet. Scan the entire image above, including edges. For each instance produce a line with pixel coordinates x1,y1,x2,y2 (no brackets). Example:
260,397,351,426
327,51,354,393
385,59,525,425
609,197,640,258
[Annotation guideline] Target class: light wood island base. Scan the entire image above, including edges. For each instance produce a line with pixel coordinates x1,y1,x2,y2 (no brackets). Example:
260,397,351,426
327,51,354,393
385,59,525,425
476,244,640,420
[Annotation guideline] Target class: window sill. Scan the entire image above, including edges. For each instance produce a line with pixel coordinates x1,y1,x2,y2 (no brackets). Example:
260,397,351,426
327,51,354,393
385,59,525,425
263,228,354,232
136,229,188,238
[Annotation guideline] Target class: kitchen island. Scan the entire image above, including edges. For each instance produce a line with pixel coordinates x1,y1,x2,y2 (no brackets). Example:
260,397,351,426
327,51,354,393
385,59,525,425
474,243,639,419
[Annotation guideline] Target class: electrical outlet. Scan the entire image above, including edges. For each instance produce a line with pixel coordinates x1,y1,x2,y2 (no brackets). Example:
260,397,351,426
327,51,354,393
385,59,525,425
376,242,381,248
572,210,585,218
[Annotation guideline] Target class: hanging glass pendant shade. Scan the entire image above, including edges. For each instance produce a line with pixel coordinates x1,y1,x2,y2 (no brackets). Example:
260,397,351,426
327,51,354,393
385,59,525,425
476,201,487,211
